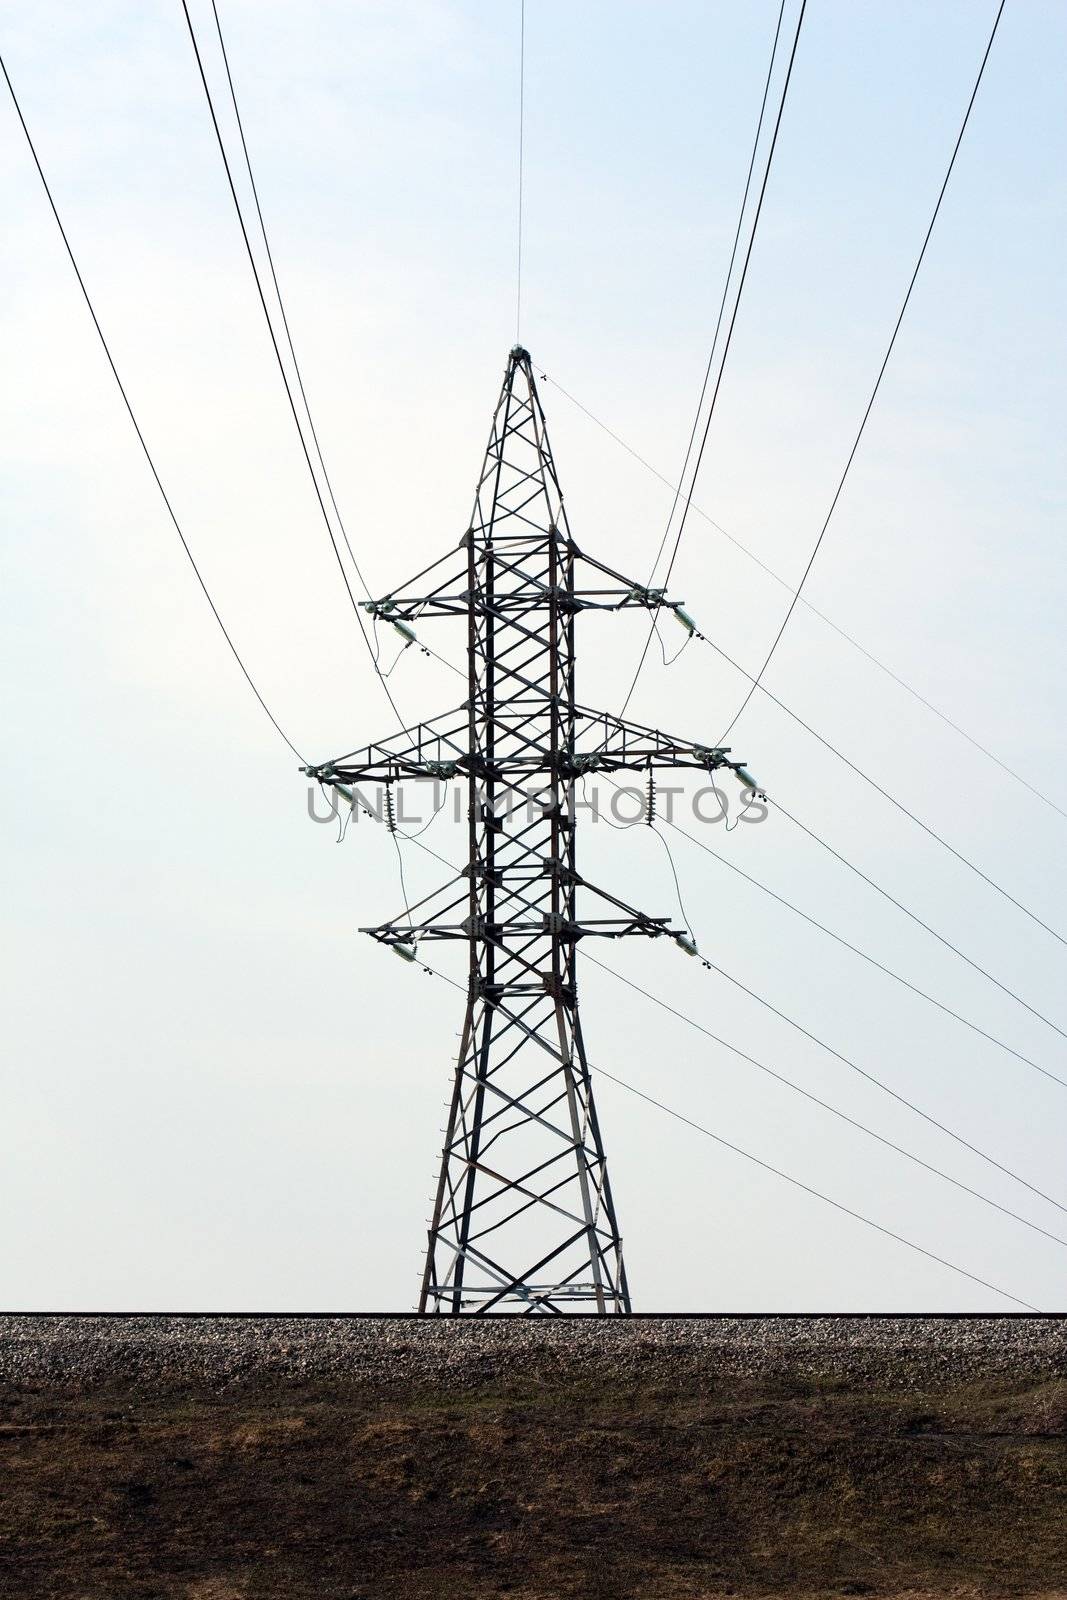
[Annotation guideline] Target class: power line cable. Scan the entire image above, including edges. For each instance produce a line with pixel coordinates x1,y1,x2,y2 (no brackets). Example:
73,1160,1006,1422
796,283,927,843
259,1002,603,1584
391,833,414,931
690,625,1067,949
400,784,451,841
638,790,1067,1094
642,0,788,594
421,639,466,679
775,795,1067,1045
651,824,698,941
716,0,1007,743
579,774,641,832
588,1061,1039,1310
516,0,525,342
178,0,404,729
582,948,1067,1247
411,956,1039,1310
616,0,807,724
0,50,305,765
208,0,373,600
539,369,1067,823
633,916,1067,1220
654,0,804,598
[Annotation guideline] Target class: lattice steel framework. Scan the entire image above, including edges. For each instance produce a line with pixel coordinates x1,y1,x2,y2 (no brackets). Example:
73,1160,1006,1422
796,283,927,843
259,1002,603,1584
305,348,758,1314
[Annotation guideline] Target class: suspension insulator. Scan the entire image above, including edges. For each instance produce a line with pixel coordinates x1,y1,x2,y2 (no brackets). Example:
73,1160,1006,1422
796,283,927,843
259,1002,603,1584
646,771,656,826
385,788,397,833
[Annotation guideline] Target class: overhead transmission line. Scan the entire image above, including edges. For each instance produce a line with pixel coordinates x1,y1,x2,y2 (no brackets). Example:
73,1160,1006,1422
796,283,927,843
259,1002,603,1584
207,0,373,600
563,8,1055,1048
715,0,1008,742
0,50,305,766
684,622,1067,949
516,0,525,342
597,1,1019,803
581,948,1067,1248
585,1058,1038,1310
179,0,405,729
408,956,1039,1311
589,927,1067,1220
205,3,467,713
639,0,788,595
775,795,1067,1045
539,369,1067,825
595,771,1067,1059
615,0,807,725
637,789,1067,1094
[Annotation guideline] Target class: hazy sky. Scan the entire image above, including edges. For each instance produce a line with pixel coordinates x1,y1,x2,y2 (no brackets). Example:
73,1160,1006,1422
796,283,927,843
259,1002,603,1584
2,0,1065,1311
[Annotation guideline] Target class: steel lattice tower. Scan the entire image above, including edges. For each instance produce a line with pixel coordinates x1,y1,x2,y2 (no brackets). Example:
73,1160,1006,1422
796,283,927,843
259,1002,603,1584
305,348,758,1314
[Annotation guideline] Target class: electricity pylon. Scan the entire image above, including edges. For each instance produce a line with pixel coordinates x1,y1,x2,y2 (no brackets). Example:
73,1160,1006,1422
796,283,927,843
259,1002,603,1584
304,347,759,1314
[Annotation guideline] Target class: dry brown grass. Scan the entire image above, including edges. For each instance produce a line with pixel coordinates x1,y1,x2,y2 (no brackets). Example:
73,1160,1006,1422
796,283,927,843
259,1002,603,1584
0,1371,1064,1599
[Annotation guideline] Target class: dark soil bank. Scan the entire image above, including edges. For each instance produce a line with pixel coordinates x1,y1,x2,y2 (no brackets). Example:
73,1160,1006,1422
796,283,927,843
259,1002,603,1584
1,1315,1064,1599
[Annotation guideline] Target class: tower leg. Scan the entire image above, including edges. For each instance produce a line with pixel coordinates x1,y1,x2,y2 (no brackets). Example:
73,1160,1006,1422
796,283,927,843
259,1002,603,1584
419,984,629,1316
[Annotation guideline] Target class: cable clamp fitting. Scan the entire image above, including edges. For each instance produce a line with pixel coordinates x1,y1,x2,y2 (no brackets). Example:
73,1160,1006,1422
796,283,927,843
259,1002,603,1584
418,759,457,780
625,583,667,608
692,744,729,768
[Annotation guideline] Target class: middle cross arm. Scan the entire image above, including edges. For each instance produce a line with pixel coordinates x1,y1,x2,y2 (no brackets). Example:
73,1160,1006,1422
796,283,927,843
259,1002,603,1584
353,532,692,621
301,704,762,793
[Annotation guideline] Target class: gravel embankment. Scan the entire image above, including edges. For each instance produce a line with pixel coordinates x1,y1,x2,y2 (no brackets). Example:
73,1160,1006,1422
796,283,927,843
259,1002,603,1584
1,1314,1063,1390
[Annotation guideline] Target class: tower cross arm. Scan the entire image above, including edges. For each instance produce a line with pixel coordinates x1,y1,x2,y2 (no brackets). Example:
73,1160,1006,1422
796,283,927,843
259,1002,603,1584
357,859,691,952
356,529,694,623
354,544,472,623
361,863,689,947
300,707,470,788
572,706,764,793
302,705,763,793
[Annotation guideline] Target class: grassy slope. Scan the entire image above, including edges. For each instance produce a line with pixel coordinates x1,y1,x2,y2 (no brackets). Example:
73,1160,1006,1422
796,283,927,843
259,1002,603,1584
1,1370,1065,1599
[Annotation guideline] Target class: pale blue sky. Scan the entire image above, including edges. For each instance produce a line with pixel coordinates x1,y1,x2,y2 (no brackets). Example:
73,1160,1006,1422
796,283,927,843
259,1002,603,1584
1,0,1064,1309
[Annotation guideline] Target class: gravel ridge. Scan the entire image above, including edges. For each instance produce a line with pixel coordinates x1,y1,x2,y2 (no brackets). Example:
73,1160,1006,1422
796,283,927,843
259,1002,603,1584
1,1314,1063,1390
